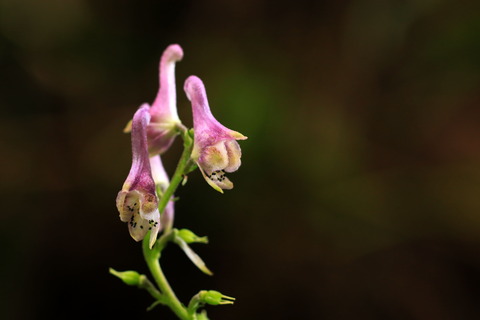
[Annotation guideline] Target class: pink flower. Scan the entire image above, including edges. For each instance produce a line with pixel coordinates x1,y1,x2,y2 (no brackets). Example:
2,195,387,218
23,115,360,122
184,76,247,193
116,105,161,248
146,44,184,155
149,155,175,232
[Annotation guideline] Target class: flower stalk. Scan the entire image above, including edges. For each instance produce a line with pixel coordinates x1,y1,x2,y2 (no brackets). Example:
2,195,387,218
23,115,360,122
143,231,190,320
140,126,197,320
111,44,239,319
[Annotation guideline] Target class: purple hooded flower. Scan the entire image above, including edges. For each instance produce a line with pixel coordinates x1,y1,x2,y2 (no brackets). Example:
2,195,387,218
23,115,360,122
116,105,160,248
184,76,247,193
146,44,184,155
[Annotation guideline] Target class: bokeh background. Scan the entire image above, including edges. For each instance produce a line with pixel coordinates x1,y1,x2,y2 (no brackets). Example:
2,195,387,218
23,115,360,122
2,0,480,319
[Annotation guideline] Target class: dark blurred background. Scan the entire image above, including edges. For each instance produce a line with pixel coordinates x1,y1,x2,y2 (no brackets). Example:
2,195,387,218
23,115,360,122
2,0,480,319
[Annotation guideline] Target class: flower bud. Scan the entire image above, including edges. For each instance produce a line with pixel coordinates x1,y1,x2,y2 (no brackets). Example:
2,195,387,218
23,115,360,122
177,229,208,244
196,311,210,320
199,290,235,305
109,268,141,286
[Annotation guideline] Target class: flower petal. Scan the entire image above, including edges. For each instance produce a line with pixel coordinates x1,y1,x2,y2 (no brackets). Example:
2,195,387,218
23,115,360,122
149,155,170,190
161,200,175,233
121,104,156,194
197,165,233,193
184,76,245,151
224,140,242,173
116,190,140,222
128,211,150,242
147,45,183,155
150,155,175,232
199,141,229,173
117,105,161,246
150,44,183,123
184,75,246,192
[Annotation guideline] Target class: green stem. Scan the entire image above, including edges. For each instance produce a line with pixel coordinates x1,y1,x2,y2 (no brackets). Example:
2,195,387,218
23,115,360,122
157,128,194,234
142,128,195,320
143,238,189,319
140,276,164,302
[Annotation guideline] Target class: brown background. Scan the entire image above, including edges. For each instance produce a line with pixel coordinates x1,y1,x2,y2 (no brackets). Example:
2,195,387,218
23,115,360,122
1,0,480,319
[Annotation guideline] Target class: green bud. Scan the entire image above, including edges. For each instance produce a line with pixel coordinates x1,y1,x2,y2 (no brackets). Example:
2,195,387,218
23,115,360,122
197,310,210,320
188,290,234,315
177,229,208,244
199,290,235,305
109,268,141,286
182,175,189,186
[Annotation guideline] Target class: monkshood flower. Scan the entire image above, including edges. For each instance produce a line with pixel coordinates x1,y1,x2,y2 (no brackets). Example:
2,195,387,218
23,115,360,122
147,44,184,155
184,76,247,193
116,105,161,248
150,155,175,232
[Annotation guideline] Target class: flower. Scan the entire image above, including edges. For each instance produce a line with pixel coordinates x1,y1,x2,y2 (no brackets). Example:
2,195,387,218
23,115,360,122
149,155,175,232
116,104,161,248
184,75,247,193
146,44,184,155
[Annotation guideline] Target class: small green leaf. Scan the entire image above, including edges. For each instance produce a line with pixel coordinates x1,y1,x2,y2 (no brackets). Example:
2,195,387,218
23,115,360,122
146,300,163,312
173,232,213,275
